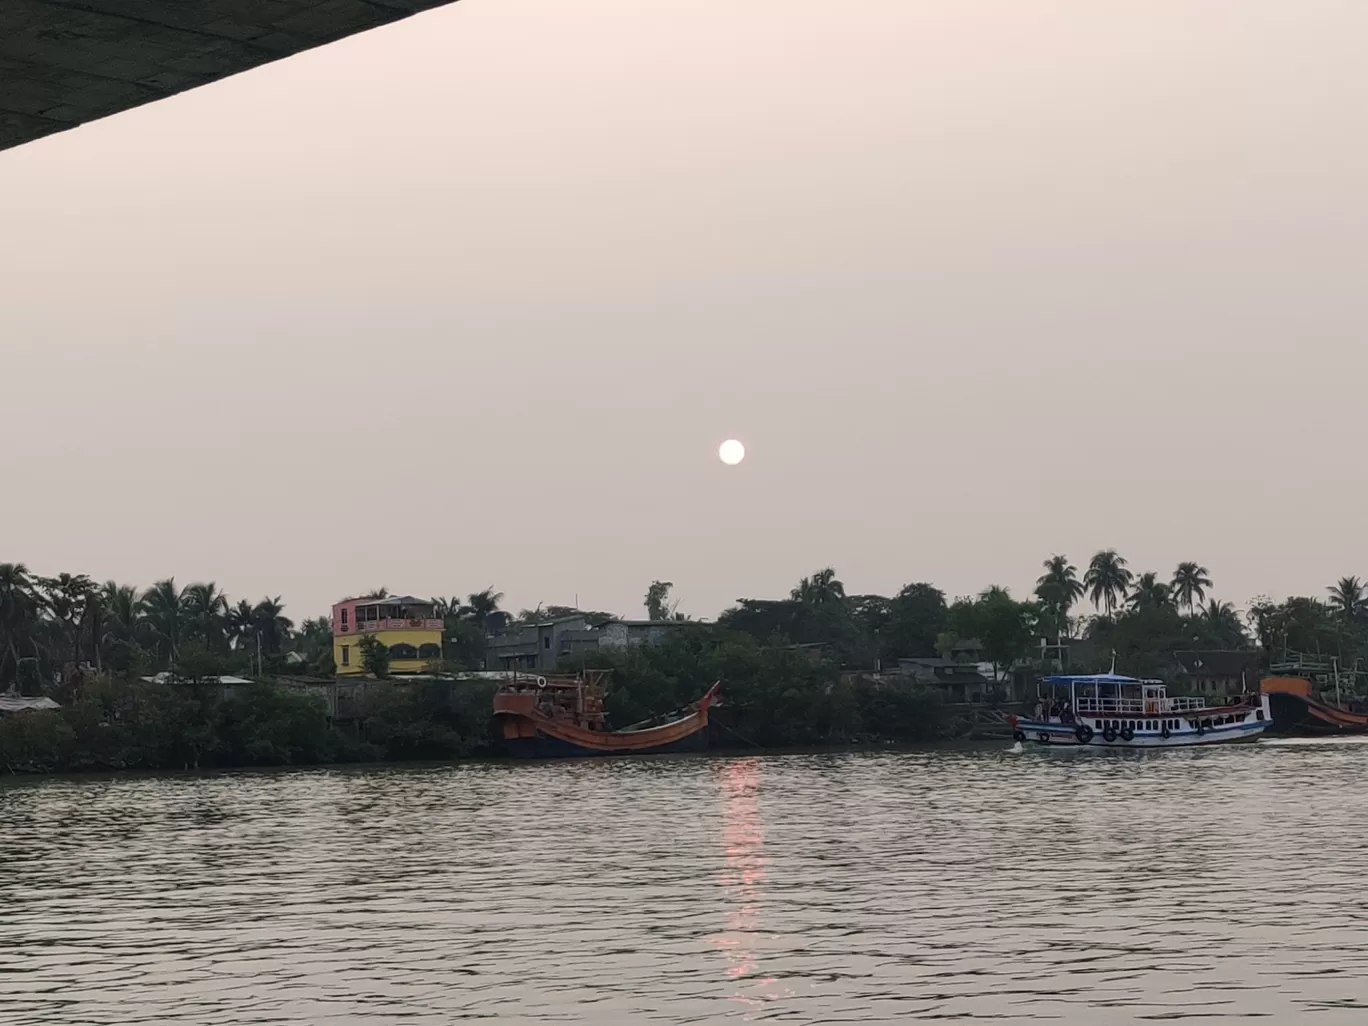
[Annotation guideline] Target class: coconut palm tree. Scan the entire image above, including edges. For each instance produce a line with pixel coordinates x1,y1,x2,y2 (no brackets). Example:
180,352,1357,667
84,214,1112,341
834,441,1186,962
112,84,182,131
251,596,294,656
37,572,94,666
1200,599,1245,641
1035,555,1085,622
1126,572,1172,611
1327,576,1366,623
139,578,185,665
464,588,505,625
1171,562,1213,613
791,568,846,605
1084,550,1133,616
0,562,41,676
181,582,229,653
226,599,256,650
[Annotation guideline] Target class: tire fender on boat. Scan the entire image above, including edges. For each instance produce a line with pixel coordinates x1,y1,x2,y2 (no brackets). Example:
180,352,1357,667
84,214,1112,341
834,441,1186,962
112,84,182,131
1160,725,1171,739
1075,724,1094,744
1194,720,1206,736
1013,729,1026,743
1102,725,1118,743
1037,732,1050,744
1119,725,1135,742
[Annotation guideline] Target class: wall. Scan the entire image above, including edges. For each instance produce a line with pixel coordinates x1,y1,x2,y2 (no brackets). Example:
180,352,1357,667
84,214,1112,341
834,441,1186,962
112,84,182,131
335,628,443,676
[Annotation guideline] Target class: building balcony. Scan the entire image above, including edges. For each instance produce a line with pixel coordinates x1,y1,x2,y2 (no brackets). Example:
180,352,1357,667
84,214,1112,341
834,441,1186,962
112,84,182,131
337,618,443,636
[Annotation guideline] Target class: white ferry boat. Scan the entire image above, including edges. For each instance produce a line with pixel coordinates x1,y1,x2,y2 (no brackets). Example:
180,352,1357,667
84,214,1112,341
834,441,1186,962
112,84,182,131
1009,672,1272,748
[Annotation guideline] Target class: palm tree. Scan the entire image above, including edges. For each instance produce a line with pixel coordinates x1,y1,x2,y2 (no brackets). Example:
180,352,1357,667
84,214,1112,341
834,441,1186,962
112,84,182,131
791,568,846,605
252,596,294,656
226,599,257,650
1171,562,1213,613
181,582,229,653
0,562,41,675
38,572,94,666
1084,550,1133,616
1327,576,1366,623
1126,572,1171,611
1035,555,1085,622
139,578,185,664
431,596,463,619
1201,599,1245,640
464,588,505,625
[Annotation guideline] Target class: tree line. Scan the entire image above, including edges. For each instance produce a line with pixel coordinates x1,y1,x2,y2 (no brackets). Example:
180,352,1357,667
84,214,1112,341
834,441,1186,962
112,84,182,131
4,553,1368,773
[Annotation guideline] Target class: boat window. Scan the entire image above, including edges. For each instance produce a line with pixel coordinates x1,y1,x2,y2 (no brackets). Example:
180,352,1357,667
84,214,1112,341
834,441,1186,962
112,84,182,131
1257,710,1265,721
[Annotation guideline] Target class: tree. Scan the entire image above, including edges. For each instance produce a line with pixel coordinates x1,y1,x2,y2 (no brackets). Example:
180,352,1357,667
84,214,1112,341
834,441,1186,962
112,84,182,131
0,562,41,679
881,583,948,661
182,582,229,654
645,581,674,621
37,572,94,668
226,599,256,651
1199,600,1246,646
791,568,845,605
1085,550,1133,616
1327,576,1366,624
1127,572,1172,611
464,588,504,626
252,596,294,656
357,634,390,678
1035,556,1084,618
1171,562,1213,613
948,587,1038,686
139,578,185,665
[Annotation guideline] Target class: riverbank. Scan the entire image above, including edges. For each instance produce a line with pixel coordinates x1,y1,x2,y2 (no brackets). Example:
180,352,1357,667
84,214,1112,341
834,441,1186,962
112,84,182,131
0,663,968,775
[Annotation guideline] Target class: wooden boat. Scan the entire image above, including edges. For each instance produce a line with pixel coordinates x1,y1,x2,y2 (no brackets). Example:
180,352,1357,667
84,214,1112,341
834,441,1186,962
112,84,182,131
493,670,720,758
1262,670,1368,736
1009,672,1272,748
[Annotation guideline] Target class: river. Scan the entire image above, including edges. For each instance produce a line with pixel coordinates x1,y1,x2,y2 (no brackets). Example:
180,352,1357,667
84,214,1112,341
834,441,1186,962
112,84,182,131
3,741,1368,1024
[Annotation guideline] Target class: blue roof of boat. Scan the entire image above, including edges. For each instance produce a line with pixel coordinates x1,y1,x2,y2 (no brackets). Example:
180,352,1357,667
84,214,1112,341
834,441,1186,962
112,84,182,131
1040,673,1160,684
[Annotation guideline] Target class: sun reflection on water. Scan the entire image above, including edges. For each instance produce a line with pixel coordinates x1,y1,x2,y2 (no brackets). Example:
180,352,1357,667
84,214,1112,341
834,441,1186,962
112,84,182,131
711,758,788,1012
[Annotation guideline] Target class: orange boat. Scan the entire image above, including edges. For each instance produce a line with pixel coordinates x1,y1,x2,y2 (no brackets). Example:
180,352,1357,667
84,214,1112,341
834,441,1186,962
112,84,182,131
1262,672,1368,736
493,670,720,758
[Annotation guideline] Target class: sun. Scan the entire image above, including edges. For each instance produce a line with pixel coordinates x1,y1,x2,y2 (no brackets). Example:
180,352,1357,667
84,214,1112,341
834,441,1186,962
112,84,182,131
718,439,746,466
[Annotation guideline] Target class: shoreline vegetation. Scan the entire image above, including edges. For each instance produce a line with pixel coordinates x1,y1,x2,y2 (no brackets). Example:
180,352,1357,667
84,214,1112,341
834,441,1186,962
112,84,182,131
1,556,1365,774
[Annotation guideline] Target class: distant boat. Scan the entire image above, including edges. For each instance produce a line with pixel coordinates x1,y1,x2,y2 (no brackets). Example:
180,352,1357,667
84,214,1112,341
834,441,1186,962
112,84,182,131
1009,672,1272,748
1262,666,1368,736
493,670,720,758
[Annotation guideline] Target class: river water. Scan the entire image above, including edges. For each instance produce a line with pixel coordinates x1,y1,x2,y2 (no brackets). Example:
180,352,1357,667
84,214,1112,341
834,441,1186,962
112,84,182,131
3,741,1368,1024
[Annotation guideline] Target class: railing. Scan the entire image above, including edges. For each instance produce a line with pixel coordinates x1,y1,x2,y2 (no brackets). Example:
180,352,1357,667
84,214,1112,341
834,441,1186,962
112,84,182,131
339,618,443,635
1075,696,1209,714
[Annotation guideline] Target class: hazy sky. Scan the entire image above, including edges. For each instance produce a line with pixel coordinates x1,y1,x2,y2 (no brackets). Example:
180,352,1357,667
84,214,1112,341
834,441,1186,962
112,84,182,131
3,0,1367,621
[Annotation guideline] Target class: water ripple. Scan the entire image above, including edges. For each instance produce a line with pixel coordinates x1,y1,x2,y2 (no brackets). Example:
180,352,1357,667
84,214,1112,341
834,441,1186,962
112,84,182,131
3,743,1368,1023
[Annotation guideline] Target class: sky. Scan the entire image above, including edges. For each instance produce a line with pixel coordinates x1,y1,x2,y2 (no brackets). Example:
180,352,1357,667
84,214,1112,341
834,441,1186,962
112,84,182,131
3,0,1368,622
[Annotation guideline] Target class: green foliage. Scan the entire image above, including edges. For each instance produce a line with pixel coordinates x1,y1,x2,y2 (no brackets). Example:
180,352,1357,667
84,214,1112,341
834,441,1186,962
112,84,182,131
1085,550,1133,615
645,580,674,621
949,588,1039,680
357,635,390,678
567,628,946,747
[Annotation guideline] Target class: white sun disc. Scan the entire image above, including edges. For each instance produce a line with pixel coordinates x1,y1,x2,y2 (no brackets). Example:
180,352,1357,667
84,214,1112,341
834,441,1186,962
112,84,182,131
719,439,746,466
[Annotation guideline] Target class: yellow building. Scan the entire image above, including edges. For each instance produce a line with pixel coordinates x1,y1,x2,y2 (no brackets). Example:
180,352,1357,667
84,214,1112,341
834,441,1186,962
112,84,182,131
331,594,444,676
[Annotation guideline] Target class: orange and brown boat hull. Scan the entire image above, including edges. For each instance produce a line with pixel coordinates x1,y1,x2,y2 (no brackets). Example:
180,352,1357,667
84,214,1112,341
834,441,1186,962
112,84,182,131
493,684,718,758
1261,676,1368,736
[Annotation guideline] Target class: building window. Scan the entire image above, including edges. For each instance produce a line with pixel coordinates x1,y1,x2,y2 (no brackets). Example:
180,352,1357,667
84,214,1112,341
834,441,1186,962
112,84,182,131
341,645,350,666
543,636,551,650
418,643,441,659
389,643,418,660
341,608,349,632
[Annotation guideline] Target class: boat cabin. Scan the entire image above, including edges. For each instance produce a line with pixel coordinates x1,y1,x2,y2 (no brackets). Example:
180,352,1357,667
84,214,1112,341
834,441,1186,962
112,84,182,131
1035,673,1211,720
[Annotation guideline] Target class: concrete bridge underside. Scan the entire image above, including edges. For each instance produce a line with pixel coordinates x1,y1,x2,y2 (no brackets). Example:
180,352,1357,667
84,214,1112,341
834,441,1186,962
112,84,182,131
1,0,461,154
